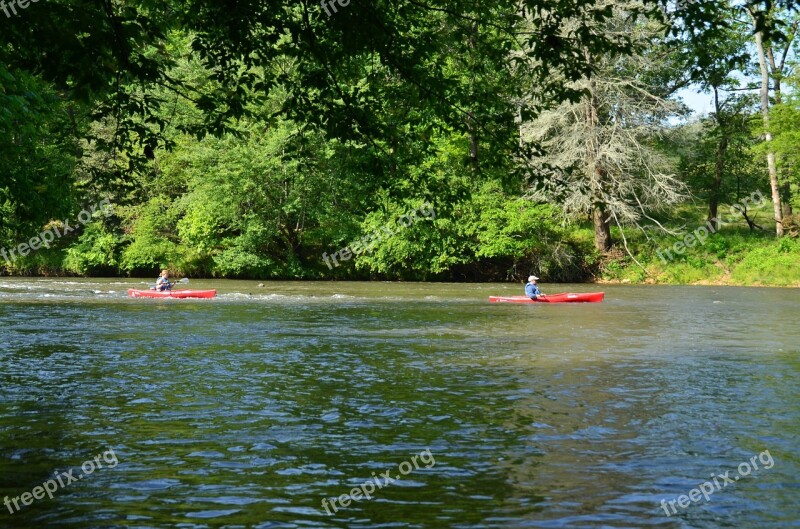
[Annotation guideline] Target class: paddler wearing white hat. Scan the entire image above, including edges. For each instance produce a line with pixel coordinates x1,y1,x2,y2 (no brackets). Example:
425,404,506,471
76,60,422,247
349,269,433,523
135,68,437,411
525,275,543,300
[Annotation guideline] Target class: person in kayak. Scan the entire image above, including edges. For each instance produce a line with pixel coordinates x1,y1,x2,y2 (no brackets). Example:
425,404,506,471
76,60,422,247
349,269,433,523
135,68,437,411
525,275,544,300
155,270,174,291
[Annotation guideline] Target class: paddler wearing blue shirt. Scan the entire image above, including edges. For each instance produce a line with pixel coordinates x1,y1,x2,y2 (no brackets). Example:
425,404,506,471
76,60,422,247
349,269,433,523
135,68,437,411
155,270,174,291
525,275,543,299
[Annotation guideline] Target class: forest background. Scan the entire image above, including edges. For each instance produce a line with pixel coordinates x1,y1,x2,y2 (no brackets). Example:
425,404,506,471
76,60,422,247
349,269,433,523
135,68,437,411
2,0,799,285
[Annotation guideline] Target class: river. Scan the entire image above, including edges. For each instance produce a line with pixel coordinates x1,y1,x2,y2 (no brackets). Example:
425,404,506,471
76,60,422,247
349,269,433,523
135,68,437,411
0,279,797,528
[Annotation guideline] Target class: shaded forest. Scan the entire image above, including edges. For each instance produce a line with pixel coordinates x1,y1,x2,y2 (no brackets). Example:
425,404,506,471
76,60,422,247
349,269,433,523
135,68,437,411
1,0,799,283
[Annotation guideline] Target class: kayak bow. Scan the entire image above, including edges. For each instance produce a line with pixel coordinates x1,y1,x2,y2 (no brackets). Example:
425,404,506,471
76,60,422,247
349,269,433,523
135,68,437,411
489,292,604,303
128,289,217,299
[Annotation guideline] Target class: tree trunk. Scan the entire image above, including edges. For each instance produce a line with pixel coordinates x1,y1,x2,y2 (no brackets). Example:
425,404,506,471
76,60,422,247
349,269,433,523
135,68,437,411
592,202,612,252
584,55,612,252
766,20,798,220
467,22,479,174
708,85,725,230
767,47,782,105
389,144,397,179
766,19,799,106
469,126,479,173
781,182,793,217
709,137,727,230
754,28,783,236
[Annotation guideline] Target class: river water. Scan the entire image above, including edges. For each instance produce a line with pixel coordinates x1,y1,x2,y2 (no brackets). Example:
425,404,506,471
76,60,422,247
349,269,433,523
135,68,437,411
0,279,797,528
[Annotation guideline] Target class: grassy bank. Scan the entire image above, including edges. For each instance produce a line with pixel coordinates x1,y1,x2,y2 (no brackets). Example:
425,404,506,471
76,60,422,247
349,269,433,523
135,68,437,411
593,208,800,287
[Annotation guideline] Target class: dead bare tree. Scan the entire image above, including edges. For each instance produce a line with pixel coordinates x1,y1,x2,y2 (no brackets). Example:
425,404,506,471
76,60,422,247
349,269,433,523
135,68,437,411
519,2,686,254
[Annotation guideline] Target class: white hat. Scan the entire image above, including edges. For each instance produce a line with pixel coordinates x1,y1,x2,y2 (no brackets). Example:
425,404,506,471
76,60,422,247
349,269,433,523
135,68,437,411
528,275,539,281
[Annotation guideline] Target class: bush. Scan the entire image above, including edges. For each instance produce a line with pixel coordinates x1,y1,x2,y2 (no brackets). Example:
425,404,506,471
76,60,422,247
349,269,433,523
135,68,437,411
732,238,800,286
63,223,121,275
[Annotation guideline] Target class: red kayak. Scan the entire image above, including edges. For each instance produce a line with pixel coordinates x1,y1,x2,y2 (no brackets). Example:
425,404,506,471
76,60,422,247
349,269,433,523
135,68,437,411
128,289,217,299
489,292,604,303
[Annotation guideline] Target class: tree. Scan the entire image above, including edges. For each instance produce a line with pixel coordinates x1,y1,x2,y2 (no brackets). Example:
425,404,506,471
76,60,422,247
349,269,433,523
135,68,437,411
0,66,79,256
677,102,764,230
673,1,751,229
747,5,799,236
768,70,800,227
520,1,685,253
1,0,776,176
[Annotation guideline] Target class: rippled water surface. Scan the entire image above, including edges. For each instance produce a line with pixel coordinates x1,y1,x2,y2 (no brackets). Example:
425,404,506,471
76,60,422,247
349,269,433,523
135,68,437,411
1,279,798,528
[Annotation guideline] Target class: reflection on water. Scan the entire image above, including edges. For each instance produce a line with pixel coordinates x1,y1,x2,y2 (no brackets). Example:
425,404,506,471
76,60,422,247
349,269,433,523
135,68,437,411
0,280,798,528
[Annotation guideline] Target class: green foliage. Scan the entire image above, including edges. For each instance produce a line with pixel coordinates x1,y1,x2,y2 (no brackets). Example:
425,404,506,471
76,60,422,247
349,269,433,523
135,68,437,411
732,238,800,286
115,115,379,278
354,195,464,279
771,81,800,209
596,217,800,286
675,98,764,214
1,0,798,286
119,200,183,274
0,66,79,248
352,180,591,281
63,222,121,275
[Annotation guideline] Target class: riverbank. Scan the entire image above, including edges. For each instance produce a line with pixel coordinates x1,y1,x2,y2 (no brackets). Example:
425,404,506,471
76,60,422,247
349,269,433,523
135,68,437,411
594,223,800,288
3,206,798,287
